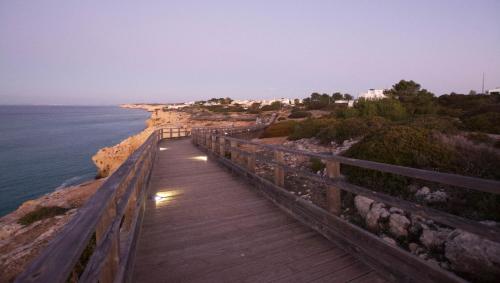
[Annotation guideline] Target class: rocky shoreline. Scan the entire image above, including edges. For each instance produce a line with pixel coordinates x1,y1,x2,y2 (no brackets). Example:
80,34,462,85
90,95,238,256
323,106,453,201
0,105,166,282
0,104,257,282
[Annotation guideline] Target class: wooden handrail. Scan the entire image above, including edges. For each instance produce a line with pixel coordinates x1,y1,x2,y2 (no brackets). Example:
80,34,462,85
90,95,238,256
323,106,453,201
191,127,500,283
15,127,190,283
221,136,500,194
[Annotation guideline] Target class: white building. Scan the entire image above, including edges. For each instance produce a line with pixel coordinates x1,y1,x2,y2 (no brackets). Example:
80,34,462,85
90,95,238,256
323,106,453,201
358,89,387,100
334,100,354,107
487,87,500,95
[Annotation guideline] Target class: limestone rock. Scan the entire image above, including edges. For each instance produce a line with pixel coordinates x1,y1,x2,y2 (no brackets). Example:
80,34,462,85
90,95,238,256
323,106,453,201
365,202,389,231
420,228,450,250
415,186,448,204
389,207,404,214
382,235,397,246
415,186,430,198
445,230,500,281
354,195,374,218
389,214,410,238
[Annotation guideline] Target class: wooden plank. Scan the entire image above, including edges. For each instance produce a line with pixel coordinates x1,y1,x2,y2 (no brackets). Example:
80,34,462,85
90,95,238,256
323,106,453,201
133,139,381,283
213,155,466,283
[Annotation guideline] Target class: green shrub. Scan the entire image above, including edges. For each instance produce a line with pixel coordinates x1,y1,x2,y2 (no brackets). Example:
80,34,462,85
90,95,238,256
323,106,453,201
341,126,459,195
315,117,389,145
409,115,460,134
462,112,500,134
354,98,407,121
288,110,311,119
466,133,494,145
260,121,297,138
309,157,326,172
288,118,333,140
335,107,359,119
18,206,69,225
317,118,368,144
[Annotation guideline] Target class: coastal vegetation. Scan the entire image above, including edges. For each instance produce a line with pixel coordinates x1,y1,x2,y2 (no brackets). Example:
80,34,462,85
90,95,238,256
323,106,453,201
17,206,68,226
260,80,500,222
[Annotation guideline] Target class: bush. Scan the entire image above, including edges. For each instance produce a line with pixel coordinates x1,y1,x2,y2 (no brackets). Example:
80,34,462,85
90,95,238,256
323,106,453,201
466,133,494,145
288,110,311,119
261,101,282,111
335,107,359,119
309,157,326,173
342,126,459,195
18,206,69,225
409,115,460,134
355,98,407,121
288,118,333,140
260,121,297,138
317,118,369,144
462,112,500,134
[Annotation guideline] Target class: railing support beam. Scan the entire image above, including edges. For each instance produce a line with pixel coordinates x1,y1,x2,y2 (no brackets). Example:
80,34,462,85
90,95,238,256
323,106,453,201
274,151,285,187
326,160,341,216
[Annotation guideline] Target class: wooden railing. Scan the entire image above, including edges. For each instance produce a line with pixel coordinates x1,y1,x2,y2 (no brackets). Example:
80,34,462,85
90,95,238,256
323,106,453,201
159,127,190,139
16,128,190,283
191,128,500,283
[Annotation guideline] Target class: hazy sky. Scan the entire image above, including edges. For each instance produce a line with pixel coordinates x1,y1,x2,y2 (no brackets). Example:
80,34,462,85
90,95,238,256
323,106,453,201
1,0,499,105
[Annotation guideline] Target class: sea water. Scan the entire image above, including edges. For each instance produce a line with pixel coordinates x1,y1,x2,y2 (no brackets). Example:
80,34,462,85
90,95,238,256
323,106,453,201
0,105,150,216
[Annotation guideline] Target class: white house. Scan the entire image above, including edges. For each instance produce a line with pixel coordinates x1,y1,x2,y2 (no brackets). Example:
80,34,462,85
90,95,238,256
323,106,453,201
334,100,354,107
487,87,500,95
358,89,387,100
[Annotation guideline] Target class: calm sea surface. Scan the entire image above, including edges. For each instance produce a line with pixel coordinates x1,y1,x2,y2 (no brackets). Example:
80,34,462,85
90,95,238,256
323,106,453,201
0,106,150,216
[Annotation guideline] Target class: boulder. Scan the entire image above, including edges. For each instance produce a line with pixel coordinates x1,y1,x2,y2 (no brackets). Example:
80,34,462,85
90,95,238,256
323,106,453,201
389,207,404,214
420,228,449,250
354,196,374,218
389,214,411,238
365,202,389,231
415,186,430,199
445,230,500,281
381,235,397,246
415,186,448,204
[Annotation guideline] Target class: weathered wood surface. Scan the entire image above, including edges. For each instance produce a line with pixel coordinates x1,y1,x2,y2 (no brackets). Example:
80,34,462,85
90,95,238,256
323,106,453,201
222,136,500,194
132,139,383,282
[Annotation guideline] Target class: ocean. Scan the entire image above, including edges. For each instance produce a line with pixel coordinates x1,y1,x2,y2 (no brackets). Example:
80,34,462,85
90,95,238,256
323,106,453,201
0,105,150,217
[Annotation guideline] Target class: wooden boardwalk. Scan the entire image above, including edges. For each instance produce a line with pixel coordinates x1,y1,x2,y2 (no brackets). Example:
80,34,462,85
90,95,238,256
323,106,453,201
133,138,384,283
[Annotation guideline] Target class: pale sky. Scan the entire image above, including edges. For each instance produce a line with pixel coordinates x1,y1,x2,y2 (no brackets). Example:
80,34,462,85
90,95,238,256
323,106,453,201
1,0,499,105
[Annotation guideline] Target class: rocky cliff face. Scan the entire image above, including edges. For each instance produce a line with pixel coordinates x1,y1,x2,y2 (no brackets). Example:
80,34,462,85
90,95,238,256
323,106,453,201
0,179,104,282
92,127,154,178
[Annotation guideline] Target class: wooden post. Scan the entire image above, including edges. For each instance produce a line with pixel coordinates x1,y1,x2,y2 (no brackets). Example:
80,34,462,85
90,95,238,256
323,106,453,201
230,140,239,163
274,151,285,187
219,137,225,157
99,230,119,283
326,160,341,215
206,132,211,150
211,135,217,153
178,128,181,138
95,199,119,283
247,145,256,173
169,128,173,139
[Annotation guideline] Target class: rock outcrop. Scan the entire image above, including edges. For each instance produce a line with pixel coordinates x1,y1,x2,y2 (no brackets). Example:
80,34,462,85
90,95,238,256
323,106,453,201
92,127,154,178
445,229,500,282
0,179,104,282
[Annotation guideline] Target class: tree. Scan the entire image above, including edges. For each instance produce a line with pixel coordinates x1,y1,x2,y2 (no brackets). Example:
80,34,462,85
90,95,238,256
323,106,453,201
332,92,344,100
385,80,436,115
344,93,354,101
